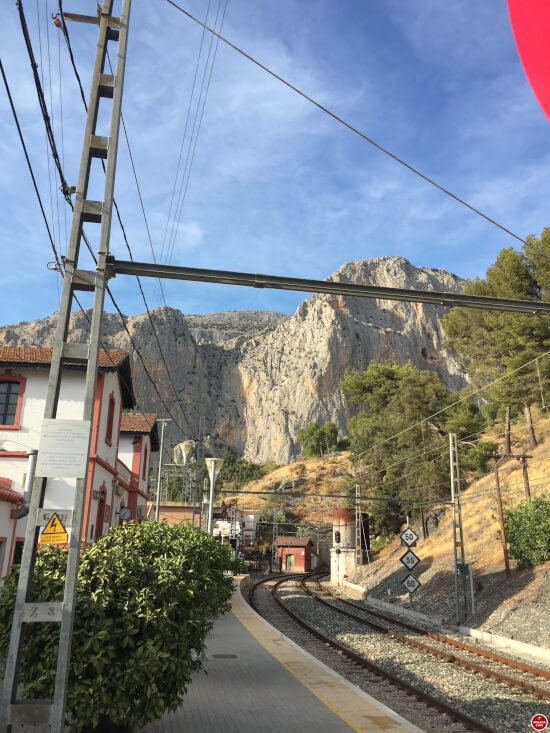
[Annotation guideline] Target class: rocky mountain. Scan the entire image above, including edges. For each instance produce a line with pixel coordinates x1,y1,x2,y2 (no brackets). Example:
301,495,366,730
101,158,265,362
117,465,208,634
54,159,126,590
0,256,467,463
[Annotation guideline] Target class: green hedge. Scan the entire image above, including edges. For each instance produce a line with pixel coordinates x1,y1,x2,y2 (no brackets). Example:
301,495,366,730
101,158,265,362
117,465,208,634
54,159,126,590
503,495,550,569
0,521,239,731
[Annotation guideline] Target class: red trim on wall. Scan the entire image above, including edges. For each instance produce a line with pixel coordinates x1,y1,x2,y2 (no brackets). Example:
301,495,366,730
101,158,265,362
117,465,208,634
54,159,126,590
105,391,115,446
116,474,130,491
0,451,28,458
0,370,27,431
108,477,116,527
83,373,104,542
91,453,117,475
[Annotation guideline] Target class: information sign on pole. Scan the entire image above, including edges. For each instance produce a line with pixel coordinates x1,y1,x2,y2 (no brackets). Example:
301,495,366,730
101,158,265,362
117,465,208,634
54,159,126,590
400,549,420,572
402,573,421,594
35,419,91,478
400,527,419,547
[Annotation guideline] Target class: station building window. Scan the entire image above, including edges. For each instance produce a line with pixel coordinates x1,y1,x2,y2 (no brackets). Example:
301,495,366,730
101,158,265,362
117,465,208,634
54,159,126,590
0,374,25,429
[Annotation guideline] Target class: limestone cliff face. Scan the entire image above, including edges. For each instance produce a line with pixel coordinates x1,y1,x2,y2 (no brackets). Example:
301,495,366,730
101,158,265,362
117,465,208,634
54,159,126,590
0,257,466,463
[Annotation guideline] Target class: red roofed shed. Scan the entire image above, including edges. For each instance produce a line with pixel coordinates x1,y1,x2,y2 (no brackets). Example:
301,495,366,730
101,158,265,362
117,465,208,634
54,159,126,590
275,536,313,573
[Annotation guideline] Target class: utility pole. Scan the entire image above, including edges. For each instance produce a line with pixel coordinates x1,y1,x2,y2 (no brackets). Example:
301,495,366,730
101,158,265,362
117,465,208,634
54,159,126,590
0,3,132,730
504,406,511,456
155,419,171,521
355,484,362,568
272,506,279,573
521,457,531,499
524,405,537,450
486,450,532,576
417,488,426,539
494,459,511,580
449,433,468,624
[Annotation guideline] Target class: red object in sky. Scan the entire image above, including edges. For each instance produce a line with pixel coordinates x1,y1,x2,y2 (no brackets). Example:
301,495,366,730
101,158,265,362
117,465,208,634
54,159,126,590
507,0,550,121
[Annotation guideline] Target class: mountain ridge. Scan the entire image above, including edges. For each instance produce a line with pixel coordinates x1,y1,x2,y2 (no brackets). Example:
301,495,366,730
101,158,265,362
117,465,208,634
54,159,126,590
0,256,467,463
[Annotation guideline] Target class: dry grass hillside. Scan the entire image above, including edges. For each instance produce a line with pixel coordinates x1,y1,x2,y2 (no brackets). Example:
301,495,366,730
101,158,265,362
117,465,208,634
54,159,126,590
365,409,550,576
224,452,353,524
227,410,550,645
351,409,550,645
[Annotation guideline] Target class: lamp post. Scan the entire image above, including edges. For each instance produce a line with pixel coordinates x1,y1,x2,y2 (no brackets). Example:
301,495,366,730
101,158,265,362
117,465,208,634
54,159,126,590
177,440,195,505
205,457,224,535
155,418,171,521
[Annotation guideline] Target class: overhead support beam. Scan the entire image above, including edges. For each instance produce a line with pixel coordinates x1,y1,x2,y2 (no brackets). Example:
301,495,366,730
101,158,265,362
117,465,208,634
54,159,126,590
106,257,550,315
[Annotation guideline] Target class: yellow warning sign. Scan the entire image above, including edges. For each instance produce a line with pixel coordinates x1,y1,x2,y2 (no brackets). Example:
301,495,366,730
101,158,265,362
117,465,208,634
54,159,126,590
39,512,68,545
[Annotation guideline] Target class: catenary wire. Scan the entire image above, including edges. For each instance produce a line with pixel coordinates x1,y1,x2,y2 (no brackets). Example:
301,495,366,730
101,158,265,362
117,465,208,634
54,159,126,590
46,15,197,436
164,1,550,260
165,0,228,268
350,349,550,462
0,56,62,273
0,59,161,430
159,0,212,277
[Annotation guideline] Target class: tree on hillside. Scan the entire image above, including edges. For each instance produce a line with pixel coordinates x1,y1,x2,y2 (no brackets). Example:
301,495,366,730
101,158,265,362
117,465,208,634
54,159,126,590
297,421,338,457
442,239,550,412
339,362,494,536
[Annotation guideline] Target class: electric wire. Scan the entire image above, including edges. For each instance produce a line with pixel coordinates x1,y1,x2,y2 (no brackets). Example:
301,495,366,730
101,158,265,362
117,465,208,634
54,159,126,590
0,56,62,273
165,1,550,257
46,13,198,437
351,349,550,462
0,58,158,430
159,0,212,276
351,414,550,503
165,0,228,270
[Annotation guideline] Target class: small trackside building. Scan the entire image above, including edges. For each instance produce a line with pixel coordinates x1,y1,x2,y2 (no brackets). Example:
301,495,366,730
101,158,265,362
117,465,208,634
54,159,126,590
275,536,313,573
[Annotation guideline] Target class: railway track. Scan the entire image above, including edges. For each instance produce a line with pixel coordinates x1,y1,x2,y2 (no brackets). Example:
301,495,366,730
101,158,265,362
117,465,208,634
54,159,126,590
305,576,550,700
248,573,550,733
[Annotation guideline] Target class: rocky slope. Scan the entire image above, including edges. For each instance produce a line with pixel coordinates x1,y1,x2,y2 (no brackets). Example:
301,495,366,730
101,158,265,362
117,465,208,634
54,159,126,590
0,256,467,463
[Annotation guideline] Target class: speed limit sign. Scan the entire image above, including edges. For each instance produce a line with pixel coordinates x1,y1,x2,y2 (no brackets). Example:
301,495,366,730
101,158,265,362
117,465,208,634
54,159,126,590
402,573,421,594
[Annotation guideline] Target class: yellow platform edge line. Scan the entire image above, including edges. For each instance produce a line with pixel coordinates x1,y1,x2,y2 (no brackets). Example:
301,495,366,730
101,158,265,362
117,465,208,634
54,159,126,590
231,593,365,733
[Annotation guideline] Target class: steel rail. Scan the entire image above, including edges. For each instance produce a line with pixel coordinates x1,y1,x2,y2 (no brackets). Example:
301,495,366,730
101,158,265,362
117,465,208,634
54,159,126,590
314,578,550,681
106,257,550,315
266,575,498,733
302,578,550,701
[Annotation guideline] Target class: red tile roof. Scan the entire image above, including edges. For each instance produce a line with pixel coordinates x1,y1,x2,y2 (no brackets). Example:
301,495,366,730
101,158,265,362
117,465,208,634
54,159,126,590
275,536,313,547
120,413,157,434
0,346,129,369
0,478,22,504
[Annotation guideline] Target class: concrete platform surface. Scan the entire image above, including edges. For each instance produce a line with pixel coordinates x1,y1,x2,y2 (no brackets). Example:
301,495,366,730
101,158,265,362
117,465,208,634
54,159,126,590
143,579,425,732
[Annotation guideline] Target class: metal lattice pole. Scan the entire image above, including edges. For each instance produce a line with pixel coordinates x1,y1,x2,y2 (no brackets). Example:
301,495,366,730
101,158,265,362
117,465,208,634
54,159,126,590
449,433,468,624
272,506,279,572
0,3,132,730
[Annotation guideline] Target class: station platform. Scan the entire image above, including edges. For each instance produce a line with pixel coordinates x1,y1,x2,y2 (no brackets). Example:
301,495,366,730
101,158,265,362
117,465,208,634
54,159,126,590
143,577,424,733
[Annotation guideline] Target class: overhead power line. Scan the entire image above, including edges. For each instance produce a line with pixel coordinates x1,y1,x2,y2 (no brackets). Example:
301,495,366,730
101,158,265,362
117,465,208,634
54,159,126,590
17,0,71,202
49,12,198,437
165,0,539,250
0,56,62,272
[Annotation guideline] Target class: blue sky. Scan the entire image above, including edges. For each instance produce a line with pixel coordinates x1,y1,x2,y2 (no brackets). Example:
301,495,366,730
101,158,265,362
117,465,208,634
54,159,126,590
1,0,549,327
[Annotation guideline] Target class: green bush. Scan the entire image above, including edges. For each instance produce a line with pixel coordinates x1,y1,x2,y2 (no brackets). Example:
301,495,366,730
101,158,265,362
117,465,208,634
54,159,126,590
503,495,550,569
0,521,238,731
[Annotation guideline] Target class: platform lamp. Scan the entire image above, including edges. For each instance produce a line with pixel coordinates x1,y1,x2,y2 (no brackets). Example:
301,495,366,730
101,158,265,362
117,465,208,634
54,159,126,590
205,457,224,536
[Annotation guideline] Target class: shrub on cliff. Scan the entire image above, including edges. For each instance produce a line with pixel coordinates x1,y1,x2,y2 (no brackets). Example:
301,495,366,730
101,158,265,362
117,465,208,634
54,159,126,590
0,520,238,732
